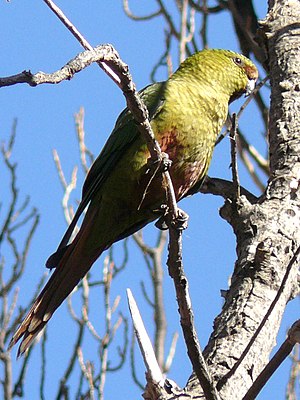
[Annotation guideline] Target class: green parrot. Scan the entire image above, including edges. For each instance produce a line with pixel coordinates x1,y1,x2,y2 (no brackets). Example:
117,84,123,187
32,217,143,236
10,49,258,356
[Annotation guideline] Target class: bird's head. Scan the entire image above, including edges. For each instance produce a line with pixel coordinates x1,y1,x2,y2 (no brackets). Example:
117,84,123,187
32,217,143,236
221,50,258,102
174,49,258,103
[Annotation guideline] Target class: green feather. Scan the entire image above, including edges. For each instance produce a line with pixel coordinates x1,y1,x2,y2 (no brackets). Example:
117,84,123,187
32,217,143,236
47,49,257,267
11,49,258,356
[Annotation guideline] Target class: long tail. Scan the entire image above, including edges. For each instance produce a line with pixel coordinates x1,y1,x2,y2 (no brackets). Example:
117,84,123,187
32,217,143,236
9,226,105,357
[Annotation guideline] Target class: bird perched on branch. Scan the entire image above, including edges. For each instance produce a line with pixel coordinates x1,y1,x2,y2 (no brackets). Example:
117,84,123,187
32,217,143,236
10,49,258,356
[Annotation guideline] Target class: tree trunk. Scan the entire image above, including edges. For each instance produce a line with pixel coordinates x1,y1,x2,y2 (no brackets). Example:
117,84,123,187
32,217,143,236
185,1,300,398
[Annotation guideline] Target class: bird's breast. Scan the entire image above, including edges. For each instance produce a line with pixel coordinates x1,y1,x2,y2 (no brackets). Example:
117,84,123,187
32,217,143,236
157,128,212,200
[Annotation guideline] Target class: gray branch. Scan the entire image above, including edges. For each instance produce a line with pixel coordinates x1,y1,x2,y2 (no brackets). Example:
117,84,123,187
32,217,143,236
186,1,300,399
0,45,121,87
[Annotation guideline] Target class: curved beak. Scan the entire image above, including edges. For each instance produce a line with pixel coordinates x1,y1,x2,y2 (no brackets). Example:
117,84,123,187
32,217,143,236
245,78,256,96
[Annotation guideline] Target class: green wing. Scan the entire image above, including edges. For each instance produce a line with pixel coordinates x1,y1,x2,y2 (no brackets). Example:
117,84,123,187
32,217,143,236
46,81,166,268
82,81,166,201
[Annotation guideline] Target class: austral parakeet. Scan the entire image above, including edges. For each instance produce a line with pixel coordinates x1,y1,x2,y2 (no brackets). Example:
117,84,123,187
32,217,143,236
10,49,258,355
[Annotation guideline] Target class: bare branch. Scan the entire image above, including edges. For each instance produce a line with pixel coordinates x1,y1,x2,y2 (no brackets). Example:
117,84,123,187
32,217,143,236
164,332,179,373
230,113,241,199
0,45,121,88
167,222,220,400
243,320,300,400
40,329,47,400
286,344,300,400
52,150,78,228
122,0,161,21
127,289,165,386
55,321,85,399
132,230,168,368
187,176,258,203
77,347,95,400
218,244,300,391
156,0,179,40
42,0,121,85
188,0,226,13
0,124,40,400
130,330,145,389
75,107,94,173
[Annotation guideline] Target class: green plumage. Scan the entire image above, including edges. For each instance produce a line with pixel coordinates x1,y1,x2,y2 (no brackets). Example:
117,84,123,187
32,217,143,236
10,49,258,355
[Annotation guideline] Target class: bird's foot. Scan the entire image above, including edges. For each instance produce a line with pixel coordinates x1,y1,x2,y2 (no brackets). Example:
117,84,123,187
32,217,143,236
154,204,169,230
155,216,168,230
171,208,189,231
155,207,189,231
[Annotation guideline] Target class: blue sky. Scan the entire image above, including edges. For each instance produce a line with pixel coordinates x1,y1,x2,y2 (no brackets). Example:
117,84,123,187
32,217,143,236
1,1,297,399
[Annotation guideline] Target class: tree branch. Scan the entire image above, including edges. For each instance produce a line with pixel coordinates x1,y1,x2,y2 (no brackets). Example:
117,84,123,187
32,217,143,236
167,224,220,400
243,320,300,400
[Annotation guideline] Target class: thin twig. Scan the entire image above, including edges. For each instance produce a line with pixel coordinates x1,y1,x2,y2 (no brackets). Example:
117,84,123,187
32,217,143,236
55,322,85,399
188,0,226,13
236,76,269,121
230,113,240,199
243,320,300,400
130,329,145,389
42,0,121,85
12,348,33,397
200,0,209,48
40,328,47,400
164,331,179,373
286,343,300,400
132,230,168,368
122,0,161,21
150,31,172,82
179,0,188,62
77,347,95,400
236,136,267,192
156,0,179,39
167,224,220,400
237,132,269,174
75,107,94,172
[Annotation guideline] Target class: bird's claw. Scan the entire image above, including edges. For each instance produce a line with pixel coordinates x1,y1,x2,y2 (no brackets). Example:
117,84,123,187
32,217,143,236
171,208,189,231
155,215,169,230
154,204,169,230
155,207,189,231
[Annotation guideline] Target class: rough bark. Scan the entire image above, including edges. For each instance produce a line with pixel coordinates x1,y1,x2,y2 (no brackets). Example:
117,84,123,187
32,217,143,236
183,1,300,399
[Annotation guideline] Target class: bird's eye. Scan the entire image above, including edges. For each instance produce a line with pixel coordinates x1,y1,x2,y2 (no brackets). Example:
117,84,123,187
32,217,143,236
233,57,244,67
